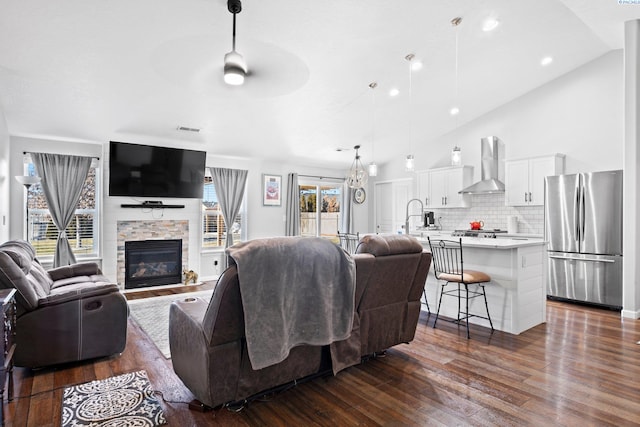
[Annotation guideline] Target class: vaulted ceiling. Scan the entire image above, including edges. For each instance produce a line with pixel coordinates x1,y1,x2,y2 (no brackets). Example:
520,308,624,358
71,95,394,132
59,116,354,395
1,0,639,168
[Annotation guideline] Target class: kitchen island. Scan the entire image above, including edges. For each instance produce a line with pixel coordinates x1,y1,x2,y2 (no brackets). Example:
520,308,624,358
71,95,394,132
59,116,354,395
418,232,547,335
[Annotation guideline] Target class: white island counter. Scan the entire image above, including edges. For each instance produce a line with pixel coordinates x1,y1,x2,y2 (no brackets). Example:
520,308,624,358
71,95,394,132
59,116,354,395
417,233,547,335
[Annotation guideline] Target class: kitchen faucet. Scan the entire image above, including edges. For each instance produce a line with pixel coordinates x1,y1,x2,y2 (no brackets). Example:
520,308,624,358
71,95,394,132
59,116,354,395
405,198,424,235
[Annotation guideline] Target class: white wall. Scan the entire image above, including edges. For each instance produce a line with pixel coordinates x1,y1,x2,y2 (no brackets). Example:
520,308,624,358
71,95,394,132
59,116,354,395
0,107,9,243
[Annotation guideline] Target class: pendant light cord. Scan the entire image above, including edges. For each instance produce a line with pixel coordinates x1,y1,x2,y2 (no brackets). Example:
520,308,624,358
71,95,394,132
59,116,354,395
452,17,462,128
232,12,237,51
407,55,413,155
370,82,376,161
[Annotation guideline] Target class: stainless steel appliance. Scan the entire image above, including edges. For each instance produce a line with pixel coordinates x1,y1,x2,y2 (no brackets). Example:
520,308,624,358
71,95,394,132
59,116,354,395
544,170,623,309
459,136,505,194
424,211,435,227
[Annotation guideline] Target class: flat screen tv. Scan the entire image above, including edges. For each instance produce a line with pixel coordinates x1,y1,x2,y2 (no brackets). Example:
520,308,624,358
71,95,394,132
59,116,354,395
109,141,206,199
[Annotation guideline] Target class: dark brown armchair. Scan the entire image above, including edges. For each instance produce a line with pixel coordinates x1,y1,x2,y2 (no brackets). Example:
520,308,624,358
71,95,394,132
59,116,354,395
0,240,128,368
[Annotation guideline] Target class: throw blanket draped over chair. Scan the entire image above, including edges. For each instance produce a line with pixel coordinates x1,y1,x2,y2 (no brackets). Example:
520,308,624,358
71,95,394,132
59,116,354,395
227,236,356,370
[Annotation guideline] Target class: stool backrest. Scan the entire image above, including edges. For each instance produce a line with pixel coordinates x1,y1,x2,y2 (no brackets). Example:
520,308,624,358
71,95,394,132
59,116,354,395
427,237,464,280
337,231,360,255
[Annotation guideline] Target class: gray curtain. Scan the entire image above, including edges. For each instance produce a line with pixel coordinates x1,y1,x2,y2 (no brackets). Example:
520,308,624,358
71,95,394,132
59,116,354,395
285,173,299,236
31,153,92,267
210,167,248,265
341,182,354,234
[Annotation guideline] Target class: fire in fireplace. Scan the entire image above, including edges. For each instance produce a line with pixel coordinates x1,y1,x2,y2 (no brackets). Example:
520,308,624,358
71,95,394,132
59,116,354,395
124,239,182,289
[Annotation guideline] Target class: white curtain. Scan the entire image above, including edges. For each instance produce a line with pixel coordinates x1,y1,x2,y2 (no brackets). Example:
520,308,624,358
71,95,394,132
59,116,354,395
31,153,92,267
285,173,300,236
209,167,248,266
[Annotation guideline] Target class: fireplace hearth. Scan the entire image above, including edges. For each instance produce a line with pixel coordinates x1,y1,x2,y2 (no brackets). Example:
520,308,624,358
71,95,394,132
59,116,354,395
125,239,182,289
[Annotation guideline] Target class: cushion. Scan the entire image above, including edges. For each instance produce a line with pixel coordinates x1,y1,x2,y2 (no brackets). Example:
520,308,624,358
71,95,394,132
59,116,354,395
0,240,36,275
355,234,423,257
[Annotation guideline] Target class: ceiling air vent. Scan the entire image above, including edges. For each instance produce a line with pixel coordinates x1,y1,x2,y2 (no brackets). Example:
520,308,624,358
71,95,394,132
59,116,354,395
176,126,200,133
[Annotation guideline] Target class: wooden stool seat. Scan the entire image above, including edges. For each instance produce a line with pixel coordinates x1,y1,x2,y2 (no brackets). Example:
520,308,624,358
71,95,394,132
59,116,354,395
437,270,491,284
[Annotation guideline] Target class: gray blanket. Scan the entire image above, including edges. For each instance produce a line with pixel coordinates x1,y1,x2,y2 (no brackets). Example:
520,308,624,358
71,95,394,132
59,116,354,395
226,236,356,371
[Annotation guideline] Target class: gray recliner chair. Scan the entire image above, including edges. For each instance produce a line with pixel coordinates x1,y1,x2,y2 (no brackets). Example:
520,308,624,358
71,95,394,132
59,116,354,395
0,240,128,368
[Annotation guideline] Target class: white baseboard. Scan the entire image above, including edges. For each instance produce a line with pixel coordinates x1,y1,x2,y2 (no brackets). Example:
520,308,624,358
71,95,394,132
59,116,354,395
621,309,640,319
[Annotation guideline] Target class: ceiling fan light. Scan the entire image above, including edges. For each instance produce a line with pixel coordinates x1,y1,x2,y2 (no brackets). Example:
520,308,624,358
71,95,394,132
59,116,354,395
224,50,247,85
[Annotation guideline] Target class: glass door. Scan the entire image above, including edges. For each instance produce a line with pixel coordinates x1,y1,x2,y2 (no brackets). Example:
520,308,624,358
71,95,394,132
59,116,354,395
299,181,342,240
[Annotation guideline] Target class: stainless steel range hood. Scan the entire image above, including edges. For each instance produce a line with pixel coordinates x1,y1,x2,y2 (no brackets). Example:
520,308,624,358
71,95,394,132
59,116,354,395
458,136,505,194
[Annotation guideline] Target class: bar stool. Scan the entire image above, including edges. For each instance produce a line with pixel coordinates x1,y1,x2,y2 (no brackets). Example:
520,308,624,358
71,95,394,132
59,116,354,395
427,237,494,339
337,231,360,255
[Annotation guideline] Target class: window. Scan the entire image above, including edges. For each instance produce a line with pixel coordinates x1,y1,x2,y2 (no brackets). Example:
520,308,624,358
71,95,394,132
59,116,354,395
24,160,100,259
299,181,342,240
202,176,246,249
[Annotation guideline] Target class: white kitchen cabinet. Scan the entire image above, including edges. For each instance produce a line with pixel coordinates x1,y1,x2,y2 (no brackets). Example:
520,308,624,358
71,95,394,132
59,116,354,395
416,170,430,207
505,154,564,206
417,166,473,208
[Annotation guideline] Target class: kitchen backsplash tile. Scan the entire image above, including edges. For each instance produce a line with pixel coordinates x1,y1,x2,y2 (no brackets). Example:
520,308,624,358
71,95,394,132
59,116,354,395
429,193,544,234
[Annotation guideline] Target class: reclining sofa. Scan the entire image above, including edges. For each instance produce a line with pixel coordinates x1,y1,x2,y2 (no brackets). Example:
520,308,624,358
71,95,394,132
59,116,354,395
169,234,432,409
0,240,128,368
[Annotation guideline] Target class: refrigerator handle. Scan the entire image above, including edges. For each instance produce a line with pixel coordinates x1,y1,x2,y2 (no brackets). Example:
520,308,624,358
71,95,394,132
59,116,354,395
575,182,581,242
580,186,586,242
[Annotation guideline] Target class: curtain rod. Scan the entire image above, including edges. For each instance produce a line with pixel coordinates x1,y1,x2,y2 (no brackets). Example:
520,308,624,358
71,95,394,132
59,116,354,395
297,174,344,181
23,151,100,160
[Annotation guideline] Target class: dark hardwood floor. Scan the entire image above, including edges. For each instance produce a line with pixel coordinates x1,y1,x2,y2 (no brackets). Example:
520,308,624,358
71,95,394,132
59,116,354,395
6,287,640,426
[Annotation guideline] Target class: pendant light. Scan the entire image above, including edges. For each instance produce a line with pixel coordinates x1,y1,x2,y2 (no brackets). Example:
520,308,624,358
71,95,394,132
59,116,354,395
368,82,378,177
450,17,462,118
347,145,368,189
450,17,463,165
405,53,415,172
224,0,247,86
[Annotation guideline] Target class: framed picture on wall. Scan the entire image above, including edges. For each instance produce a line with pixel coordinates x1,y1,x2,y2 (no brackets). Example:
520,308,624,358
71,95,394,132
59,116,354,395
262,174,282,206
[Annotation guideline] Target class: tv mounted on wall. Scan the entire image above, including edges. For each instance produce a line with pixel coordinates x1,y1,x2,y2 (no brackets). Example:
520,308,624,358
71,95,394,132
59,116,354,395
109,141,206,199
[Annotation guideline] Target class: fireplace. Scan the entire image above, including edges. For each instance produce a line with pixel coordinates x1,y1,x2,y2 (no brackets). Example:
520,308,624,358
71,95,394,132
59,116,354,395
124,239,182,289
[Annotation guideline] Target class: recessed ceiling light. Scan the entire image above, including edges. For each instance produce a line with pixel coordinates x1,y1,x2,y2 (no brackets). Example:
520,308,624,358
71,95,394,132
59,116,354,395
450,107,460,116
389,88,400,97
541,56,553,66
483,18,500,32
411,60,423,71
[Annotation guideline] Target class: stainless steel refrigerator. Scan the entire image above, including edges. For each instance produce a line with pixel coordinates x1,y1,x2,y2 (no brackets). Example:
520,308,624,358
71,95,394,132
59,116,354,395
544,170,623,309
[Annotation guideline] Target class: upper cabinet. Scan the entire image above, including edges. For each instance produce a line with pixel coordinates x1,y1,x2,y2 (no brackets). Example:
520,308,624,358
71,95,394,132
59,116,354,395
417,166,473,209
505,154,565,206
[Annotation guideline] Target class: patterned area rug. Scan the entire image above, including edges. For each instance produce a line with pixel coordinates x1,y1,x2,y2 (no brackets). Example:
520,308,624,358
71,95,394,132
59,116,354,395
128,290,213,358
62,370,166,426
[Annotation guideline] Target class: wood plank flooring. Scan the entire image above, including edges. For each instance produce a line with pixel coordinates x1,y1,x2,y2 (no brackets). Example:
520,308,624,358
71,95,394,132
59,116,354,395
5,290,640,426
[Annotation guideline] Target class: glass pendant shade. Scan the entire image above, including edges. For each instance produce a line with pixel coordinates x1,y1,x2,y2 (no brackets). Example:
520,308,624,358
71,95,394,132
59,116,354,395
347,145,368,188
368,162,378,177
405,154,415,172
451,146,462,166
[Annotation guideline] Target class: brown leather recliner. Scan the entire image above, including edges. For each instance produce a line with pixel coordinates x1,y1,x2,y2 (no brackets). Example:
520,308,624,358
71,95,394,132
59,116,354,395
169,234,431,409
0,240,128,368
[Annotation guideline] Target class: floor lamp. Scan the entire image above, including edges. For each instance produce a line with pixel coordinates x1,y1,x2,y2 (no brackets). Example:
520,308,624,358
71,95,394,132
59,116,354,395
14,175,41,240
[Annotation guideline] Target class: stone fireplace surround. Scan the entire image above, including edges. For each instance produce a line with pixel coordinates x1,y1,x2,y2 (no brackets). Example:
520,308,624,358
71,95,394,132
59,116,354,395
116,220,189,287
